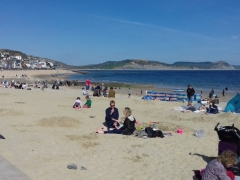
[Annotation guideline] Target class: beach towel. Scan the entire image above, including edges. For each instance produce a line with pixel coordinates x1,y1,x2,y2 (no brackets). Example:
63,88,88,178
0,134,5,139
170,107,185,111
194,110,206,113
133,130,148,138
163,132,172,136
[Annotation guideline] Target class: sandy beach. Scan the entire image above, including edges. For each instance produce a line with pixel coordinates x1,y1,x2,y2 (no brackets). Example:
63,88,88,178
0,70,239,180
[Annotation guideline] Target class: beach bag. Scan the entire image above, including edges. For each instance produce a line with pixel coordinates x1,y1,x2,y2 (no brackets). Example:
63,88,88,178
152,130,164,138
145,127,153,138
145,128,164,138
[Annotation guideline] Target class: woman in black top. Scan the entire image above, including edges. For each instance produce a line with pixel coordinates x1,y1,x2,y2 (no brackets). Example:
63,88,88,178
97,107,136,135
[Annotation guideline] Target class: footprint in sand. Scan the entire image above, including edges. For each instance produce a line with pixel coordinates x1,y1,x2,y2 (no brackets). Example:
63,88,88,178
0,109,24,116
37,116,80,128
66,133,98,141
124,155,143,162
0,93,9,96
82,142,99,149
15,102,25,104
57,105,70,108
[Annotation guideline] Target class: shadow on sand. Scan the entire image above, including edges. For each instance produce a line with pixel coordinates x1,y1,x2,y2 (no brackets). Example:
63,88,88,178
190,152,216,180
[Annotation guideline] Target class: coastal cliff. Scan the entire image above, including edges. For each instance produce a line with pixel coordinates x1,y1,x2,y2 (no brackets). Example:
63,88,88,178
0,49,237,70
78,59,236,70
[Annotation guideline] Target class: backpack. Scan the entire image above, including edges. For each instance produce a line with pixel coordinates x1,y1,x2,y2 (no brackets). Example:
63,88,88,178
145,127,164,138
152,130,164,138
145,127,153,138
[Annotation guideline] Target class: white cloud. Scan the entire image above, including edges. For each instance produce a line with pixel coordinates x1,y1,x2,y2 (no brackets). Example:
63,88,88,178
86,14,224,42
231,36,239,39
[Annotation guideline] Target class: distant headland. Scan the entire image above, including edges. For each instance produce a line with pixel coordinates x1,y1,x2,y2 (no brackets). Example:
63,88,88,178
0,49,239,70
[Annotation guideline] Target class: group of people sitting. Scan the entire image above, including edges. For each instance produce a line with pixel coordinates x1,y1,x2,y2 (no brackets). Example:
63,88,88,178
96,100,136,135
181,100,219,114
72,96,92,108
0,79,32,90
92,84,110,97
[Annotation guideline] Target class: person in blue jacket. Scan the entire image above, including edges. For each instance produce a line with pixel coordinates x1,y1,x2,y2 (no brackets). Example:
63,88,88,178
206,101,219,114
105,100,119,129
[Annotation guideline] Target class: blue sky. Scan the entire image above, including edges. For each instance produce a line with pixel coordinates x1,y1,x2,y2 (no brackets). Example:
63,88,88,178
0,0,240,65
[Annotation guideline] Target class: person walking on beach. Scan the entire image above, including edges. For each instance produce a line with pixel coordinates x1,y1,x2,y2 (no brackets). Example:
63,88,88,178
128,88,131,98
209,88,214,98
141,89,143,95
222,89,225,97
186,85,195,103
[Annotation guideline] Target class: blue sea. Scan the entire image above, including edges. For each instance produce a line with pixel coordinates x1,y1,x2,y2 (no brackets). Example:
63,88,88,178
68,70,240,94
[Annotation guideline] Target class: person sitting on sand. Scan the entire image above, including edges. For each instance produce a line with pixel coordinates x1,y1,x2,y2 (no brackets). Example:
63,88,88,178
206,101,218,114
97,107,136,135
108,87,115,98
83,96,92,108
202,150,237,180
104,100,119,129
81,88,88,96
73,97,82,108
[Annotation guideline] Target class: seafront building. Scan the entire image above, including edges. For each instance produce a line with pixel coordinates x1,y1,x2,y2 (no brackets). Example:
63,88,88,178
0,50,55,70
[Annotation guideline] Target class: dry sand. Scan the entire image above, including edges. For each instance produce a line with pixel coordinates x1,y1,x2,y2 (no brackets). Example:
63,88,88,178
0,69,74,82
0,70,239,180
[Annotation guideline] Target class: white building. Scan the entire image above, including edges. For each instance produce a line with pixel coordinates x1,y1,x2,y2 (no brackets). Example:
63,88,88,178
12,60,22,69
38,61,47,68
11,56,22,60
47,62,53,68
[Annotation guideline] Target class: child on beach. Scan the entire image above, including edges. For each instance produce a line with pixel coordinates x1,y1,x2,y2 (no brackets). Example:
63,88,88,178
83,96,92,108
202,150,237,180
73,97,82,108
128,88,131,98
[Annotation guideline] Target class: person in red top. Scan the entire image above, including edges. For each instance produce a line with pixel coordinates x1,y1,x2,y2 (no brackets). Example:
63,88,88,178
85,79,91,90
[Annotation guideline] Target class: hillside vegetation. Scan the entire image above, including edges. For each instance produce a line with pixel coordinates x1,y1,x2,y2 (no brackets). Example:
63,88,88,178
0,49,75,69
78,59,236,70
0,49,238,70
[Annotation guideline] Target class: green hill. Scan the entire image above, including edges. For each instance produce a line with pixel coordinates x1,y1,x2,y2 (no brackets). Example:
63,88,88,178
78,59,235,70
78,59,169,69
0,49,237,70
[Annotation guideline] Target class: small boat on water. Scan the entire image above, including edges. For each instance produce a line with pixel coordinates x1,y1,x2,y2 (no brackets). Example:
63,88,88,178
173,88,184,93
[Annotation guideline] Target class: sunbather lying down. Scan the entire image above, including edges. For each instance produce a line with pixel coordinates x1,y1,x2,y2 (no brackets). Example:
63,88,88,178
170,102,206,113
181,102,207,113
